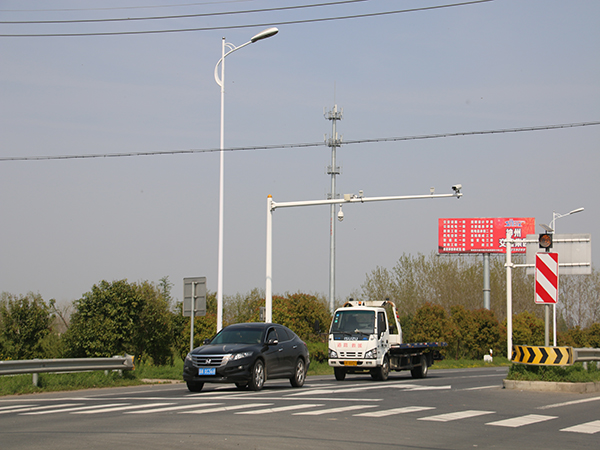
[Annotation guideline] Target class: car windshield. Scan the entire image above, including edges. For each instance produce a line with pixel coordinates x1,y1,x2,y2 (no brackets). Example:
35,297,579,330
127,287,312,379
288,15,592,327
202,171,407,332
330,310,375,335
210,327,263,345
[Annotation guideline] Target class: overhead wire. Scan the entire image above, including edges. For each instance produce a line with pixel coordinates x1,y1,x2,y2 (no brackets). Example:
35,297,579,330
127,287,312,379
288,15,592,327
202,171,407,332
0,0,494,37
0,1,369,24
1,120,598,162
0,1,256,13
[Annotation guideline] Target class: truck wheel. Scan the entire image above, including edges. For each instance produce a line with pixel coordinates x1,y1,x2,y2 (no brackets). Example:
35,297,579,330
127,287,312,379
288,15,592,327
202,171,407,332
290,357,306,387
334,367,346,381
373,354,390,381
411,355,429,379
186,381,204,392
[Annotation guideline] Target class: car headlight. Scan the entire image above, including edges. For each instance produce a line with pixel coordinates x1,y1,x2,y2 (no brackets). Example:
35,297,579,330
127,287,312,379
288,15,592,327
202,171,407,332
329,349,338,359
185,352,193,363
223,352,253,363
364,348,377,359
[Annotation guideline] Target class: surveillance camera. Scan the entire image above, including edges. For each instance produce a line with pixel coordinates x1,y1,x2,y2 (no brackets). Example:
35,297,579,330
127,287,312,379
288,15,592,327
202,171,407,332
452,184,462,192
337,208,344,222
358,190,364,197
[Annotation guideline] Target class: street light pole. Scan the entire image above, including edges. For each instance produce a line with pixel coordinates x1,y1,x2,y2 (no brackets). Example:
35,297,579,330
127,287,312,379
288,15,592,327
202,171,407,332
214,27,278,332
546,207,584,346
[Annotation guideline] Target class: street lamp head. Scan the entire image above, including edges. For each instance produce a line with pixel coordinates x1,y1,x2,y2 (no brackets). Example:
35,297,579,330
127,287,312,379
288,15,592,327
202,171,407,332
251,27,279,43
569,207,585,215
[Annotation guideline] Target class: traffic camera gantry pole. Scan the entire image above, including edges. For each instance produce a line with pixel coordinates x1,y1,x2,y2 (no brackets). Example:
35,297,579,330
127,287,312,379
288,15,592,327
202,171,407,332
265,186,463,323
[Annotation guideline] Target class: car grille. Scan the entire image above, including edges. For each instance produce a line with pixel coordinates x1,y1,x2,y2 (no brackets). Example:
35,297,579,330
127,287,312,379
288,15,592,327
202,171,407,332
190,354,226,367
339,351,364,358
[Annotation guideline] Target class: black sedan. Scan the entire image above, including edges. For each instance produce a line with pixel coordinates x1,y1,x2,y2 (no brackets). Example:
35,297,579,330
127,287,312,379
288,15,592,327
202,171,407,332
183,322,310,392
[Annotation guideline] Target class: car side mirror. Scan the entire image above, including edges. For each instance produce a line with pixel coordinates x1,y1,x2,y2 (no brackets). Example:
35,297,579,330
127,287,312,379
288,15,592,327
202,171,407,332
203,339,211,345
266,339,279,346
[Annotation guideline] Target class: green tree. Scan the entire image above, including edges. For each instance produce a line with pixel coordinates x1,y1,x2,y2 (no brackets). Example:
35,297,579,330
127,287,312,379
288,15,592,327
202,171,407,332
133,281,173,365
511,311,545,347
225,288,264,325
64,280,142,358
64,279,174,363
272,292,331,342
360,252,537,323
447,305,477,360
0,292,52,360
408,302,453,349
470,309,503,359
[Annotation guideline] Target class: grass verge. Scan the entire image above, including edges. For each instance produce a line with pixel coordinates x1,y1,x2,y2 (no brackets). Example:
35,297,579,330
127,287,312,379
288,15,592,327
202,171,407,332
506,362,600,383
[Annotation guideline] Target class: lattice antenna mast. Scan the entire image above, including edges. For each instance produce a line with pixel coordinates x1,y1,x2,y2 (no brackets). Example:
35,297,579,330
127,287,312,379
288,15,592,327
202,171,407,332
324,104,343,314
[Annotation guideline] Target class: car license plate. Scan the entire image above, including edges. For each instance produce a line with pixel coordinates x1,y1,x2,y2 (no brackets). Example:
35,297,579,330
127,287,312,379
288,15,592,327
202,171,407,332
198,368,216,375
343,361,357,366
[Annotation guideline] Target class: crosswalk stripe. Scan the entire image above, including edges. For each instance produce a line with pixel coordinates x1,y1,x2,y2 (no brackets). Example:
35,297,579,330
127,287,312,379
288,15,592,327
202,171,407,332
7,404,83,415
0,404,36,411
355,406,436,417
127,403,224,414
561,420,600,434
73,403,174,414
486,414,557,427
235,404,323,415
21,403,126,415
180,403,273,414
293,405,377,416
0,405,37,414
419,410,495,422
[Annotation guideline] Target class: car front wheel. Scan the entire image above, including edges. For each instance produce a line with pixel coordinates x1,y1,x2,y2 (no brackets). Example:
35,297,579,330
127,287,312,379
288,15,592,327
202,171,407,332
290,357,306,387
186,381,204,392
248,359,265,391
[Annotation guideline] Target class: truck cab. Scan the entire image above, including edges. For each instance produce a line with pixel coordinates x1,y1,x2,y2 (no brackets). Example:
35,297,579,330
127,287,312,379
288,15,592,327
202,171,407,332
328,301,398,381
328,300,441,381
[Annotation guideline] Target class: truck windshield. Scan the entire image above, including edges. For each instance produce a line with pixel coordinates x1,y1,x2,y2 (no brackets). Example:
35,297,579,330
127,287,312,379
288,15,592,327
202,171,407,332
331,310,375,335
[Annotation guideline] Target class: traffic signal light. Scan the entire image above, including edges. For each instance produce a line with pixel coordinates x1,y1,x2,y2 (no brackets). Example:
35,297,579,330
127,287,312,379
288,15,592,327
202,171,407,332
539,233,553,249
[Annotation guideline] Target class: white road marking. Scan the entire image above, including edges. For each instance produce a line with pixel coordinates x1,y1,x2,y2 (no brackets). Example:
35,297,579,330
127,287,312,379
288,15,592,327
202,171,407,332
293,405,377,416
235,404,323,414
461,385,500,391
561,420,600,434
127,403,224,414
73,402,173,414
538,395,600,410
419,410,495,422
21,403,126,415
8,404,83,414
180,403,273,414
355,406,436,417
0,405,37,414
486,414,557,428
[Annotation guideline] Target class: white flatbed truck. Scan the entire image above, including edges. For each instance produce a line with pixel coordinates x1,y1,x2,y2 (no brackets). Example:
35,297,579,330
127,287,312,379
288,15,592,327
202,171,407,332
328,300,446,381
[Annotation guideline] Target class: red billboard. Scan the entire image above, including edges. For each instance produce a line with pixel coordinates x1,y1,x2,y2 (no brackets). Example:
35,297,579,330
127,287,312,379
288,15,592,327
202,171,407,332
438,217,535,254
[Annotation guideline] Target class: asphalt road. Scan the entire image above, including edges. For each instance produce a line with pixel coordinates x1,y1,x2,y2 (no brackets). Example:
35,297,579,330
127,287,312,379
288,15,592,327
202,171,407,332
1,367,599,449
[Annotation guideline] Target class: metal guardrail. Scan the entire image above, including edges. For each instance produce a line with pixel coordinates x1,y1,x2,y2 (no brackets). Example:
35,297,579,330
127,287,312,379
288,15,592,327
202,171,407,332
0,356,134,386
573,348,600,363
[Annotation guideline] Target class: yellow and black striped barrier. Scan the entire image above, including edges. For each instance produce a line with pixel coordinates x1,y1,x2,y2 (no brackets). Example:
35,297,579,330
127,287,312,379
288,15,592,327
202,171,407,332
512,345,573,366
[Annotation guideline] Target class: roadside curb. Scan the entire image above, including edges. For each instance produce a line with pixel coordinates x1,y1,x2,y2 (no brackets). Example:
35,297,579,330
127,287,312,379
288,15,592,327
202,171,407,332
503,379,600,393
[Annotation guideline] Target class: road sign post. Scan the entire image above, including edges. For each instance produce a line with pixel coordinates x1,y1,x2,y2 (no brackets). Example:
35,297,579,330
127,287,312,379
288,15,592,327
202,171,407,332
183,277,207,352
535,252,558,346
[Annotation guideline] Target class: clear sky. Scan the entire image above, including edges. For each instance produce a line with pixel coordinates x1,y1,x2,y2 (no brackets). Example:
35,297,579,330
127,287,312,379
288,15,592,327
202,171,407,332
1,0,598,308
